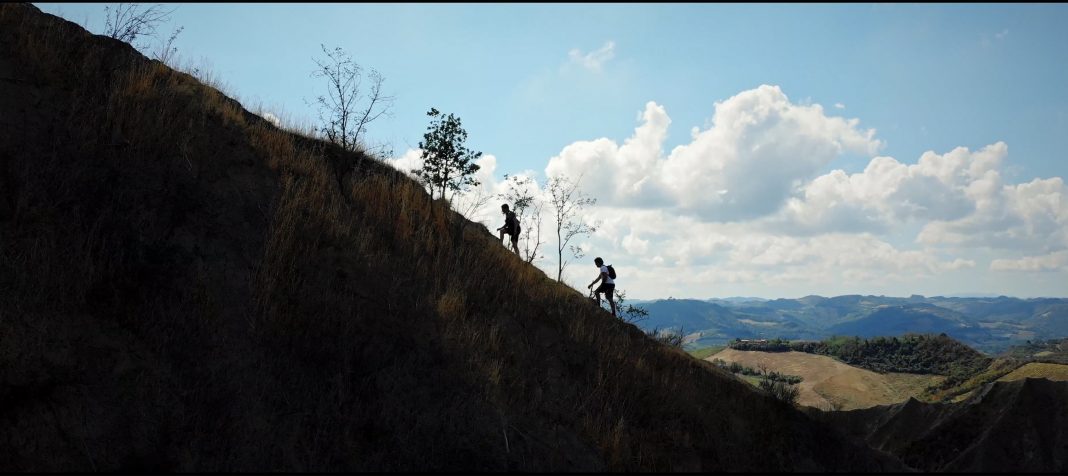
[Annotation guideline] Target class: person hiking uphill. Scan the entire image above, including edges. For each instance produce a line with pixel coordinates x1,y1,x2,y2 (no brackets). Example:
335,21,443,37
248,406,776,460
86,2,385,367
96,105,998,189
587,257,617,318
496,203,521,256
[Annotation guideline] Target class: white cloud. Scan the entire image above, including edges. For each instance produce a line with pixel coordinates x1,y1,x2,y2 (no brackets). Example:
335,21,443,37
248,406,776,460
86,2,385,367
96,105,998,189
834,102,845,109
918,175,1068,251
545,85,883,221
262,112,281,127
775,143,1007,234
386,148,425,178
991,250,1068,272
557,210,980,298
385,85,1068,298
568,40,616,72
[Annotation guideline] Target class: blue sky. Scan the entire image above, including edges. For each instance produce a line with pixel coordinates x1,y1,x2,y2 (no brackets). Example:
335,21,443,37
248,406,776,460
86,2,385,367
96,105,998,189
37,3,1068,299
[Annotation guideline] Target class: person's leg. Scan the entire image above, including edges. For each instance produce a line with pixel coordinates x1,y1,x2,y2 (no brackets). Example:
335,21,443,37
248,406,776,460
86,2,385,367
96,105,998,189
594,283,608,310
606,289,617,317
510,236,520,255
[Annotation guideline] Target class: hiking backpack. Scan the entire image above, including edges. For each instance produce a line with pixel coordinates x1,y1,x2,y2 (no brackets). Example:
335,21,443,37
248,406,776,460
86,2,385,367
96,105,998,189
508,212,521,235
607,264,616,279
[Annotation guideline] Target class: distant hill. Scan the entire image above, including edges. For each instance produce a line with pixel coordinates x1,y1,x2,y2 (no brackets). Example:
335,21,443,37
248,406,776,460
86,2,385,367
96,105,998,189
639,294,1068,354
640,299,816,347
826,305,992,348
999,337,1068,364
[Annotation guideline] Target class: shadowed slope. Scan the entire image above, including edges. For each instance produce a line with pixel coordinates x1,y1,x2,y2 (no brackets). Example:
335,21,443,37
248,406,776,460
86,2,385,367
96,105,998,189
0,4,905,472
814,378,1068,472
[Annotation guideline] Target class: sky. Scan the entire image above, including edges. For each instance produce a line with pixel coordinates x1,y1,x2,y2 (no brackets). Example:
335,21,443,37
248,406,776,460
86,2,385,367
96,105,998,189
36,3,1068,299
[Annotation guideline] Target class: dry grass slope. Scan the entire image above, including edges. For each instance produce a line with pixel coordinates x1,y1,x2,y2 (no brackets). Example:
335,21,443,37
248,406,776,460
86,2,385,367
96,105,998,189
711,349,944,410
0,3,905,472
997,362,1068,382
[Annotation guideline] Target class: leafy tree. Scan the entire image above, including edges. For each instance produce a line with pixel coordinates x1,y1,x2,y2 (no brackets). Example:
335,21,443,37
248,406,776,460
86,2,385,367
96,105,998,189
546,175,597,282
414,108,482,201
311,45,393,154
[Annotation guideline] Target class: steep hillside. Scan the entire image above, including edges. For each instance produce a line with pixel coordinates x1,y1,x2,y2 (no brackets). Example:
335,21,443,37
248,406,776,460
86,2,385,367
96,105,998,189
0,4,903,472
813,378,1068,472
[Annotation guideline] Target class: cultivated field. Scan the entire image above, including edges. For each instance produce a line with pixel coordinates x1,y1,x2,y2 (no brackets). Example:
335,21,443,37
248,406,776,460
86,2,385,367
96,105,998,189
997,362,1068,382
709,349,944,410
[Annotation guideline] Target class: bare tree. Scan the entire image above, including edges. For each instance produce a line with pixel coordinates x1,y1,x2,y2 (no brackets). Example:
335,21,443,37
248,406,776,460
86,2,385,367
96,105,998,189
449,184,493,224
613,288,650,325
546,175,597,282
104,3,175,47
498,174,545,264
153,25,184,65
311,45,394,152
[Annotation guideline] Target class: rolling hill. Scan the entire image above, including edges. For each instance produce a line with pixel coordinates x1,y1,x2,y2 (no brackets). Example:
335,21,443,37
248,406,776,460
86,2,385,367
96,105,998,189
997,362,1068,382
826,304,991,347
708,349,944,411
642,295,1068,353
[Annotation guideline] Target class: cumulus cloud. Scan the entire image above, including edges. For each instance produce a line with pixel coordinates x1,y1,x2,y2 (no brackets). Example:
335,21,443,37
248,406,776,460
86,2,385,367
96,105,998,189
560,208,980,297
387,148,424,177
383,84,1067,297
545,85,883,221
991,250,1068,272
262,111,281,127
776,143,1007,234
918,175,1068,251
568,41,616,72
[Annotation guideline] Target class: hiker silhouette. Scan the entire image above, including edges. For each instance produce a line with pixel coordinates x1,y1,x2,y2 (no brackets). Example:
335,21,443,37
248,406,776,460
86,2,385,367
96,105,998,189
587,257,616,318
496,204,520,256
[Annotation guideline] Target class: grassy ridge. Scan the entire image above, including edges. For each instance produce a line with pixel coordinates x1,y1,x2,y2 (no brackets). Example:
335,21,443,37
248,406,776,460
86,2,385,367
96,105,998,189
686,345,725,360
729,335,993,402
998,362,1068,382
731,335,990,376
709,349,945,410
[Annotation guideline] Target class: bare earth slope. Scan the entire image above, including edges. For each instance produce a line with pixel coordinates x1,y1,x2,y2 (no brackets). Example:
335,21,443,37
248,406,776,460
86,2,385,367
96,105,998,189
0,4,904,472
710,349,943,410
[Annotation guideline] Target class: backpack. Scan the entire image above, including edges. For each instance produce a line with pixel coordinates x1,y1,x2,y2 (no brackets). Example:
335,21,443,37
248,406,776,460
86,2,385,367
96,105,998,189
607,264,616,279
507,211,521,235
